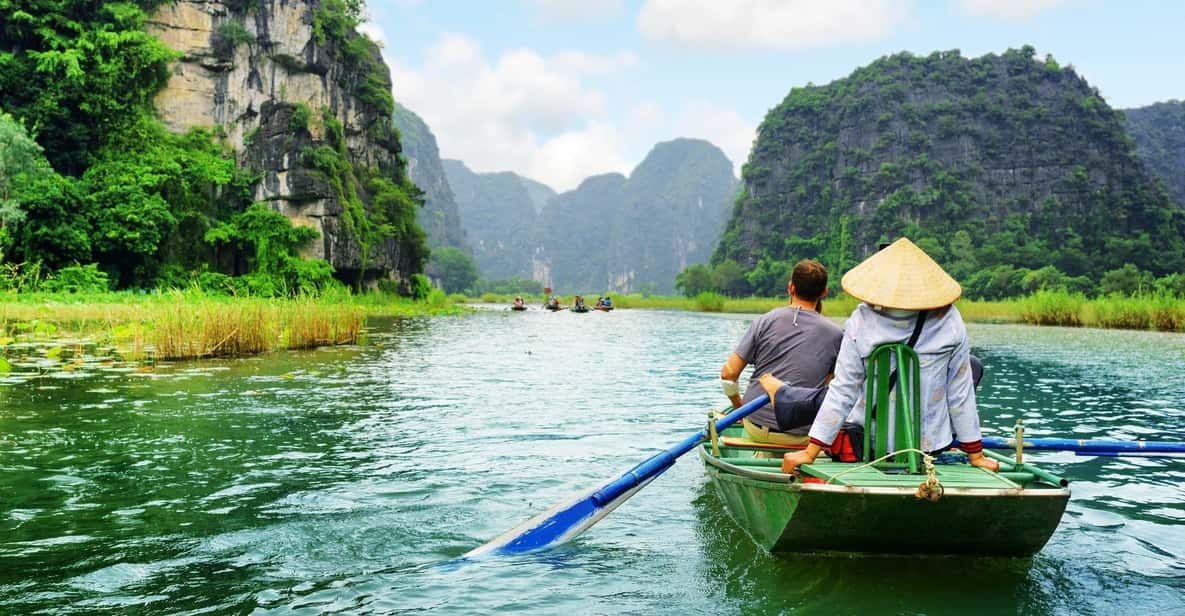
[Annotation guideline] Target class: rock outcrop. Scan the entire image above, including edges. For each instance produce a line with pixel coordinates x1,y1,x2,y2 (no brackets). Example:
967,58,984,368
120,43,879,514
535,138,737,294
148,0,420,284
393,103,469,252
444,139,736,293
715,47,1185,280
442,159,540,281
1124,100,1185,207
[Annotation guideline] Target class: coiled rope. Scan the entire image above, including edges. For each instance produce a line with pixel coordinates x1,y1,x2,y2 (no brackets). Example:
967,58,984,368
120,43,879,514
822,448,944,502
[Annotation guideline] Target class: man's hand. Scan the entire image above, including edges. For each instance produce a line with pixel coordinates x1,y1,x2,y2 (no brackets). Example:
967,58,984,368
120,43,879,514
757,373,785,399
968,452,1000,473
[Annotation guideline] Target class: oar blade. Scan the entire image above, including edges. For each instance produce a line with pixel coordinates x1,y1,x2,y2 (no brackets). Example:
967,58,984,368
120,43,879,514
465,394,770,558
465,475,659,558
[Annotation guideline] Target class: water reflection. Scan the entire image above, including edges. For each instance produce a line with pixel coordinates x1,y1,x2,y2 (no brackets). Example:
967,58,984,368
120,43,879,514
0,314,1182,614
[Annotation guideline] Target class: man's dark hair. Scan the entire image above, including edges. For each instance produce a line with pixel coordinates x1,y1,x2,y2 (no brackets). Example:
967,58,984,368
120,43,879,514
791,259,828,302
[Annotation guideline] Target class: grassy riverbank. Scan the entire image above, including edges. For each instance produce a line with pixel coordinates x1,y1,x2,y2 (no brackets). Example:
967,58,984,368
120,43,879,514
0,290,466,362
467,290,1184,332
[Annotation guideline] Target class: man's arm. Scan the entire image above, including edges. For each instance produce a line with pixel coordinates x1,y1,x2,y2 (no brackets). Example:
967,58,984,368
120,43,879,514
721,352,747,409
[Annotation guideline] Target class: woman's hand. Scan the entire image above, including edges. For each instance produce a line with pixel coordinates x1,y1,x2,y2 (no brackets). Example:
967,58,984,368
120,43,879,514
782,444,821,474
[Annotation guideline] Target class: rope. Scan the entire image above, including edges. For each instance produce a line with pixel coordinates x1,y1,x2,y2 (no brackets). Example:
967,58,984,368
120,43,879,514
822,447,944,502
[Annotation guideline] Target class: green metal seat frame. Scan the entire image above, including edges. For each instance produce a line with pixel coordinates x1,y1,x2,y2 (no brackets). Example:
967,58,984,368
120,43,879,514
864,343,923,473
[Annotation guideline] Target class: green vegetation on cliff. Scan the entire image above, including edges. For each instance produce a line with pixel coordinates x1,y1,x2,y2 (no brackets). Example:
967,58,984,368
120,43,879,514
713,47,1185,298
1125,100,1185,206
0,0,427,295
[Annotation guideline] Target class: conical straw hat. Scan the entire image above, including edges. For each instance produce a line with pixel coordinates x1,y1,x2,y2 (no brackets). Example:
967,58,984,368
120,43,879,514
841,238,961,310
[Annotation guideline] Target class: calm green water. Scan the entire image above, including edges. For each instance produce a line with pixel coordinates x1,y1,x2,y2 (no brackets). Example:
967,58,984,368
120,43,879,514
2,309,1183,614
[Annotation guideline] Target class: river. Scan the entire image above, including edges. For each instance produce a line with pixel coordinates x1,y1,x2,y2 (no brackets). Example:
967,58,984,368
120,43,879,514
1,308,1183,614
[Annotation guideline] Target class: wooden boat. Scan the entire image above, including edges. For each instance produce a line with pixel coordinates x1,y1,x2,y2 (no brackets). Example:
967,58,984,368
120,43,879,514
700,343,1070,557
700,429,1069,556
572,306,590,313
511,305,527,311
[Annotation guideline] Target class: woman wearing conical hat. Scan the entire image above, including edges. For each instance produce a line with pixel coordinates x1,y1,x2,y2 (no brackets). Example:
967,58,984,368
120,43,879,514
782,238,1000,474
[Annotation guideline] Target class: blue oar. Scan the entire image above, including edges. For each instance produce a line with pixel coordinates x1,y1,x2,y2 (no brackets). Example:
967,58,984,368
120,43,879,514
466,394,770,558
981,436,1185,457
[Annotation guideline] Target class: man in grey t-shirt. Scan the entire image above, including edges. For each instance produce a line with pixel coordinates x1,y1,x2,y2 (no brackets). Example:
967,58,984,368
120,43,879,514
720,260,843,444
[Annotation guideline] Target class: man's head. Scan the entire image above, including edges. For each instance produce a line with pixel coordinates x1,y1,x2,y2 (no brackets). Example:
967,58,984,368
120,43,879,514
788,259,828,303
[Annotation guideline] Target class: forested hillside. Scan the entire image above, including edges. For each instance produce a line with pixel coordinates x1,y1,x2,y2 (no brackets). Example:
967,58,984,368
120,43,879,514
0,0,427,293
394,103,468,253
1125,100,1185,207
713,47,1185,299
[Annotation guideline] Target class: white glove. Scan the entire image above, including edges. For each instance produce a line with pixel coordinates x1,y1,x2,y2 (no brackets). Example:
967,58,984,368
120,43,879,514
720,379,740,397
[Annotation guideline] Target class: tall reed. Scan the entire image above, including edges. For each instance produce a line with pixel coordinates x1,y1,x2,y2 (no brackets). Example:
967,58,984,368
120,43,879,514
1018,291,1085,327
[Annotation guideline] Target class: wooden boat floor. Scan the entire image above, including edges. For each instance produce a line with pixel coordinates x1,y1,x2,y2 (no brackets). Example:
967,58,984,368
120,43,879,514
801,460,1020,489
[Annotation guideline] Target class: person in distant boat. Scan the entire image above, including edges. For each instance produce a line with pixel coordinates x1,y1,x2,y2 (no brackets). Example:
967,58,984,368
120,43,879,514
781,238,999,474
595,296,605,308
546,296,561,310
513,296,526,309
574,295,587,310
602,296,613,308
720,259,843,446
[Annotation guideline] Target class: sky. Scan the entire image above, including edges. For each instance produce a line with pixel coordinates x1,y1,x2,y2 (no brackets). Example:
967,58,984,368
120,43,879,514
364,0,1185,192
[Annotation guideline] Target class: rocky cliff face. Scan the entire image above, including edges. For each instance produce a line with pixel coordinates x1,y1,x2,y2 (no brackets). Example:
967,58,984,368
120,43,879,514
442,159,540,280
605,138,737,293
148,0,419,283
393,103,469,252
446,139,736,293
1125,100,1185,207
716,47,1185,279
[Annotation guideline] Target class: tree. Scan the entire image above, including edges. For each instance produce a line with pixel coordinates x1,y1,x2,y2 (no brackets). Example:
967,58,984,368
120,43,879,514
204,202,335,296
713,259,751,297
428,247,478,294
675,263,713,297
0,109,46,259
1099,264,1154,297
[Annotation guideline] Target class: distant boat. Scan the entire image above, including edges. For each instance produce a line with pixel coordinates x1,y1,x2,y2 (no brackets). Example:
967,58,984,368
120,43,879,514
511,305,527,311
572,306,590,313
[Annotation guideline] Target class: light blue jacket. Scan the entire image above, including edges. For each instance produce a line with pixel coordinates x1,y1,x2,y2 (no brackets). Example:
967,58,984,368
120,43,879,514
807,303,983,452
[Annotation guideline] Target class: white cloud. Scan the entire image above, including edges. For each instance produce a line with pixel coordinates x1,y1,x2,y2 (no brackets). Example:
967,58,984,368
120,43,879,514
387,33,639,190
357,21,387,48
552,50,639,75
526,0,624,21
670,102,755,172
958,0,1075,20
637,0,906,51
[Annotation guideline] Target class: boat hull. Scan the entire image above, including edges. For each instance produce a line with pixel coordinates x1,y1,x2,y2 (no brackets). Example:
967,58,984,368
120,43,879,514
703,452,1069,556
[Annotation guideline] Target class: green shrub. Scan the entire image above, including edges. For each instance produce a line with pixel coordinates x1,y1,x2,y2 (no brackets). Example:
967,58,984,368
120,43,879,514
215,20,254,56
409,273,432,300
42,263,110,294
194,271,242,295
290,103,311,132
695,291,726,312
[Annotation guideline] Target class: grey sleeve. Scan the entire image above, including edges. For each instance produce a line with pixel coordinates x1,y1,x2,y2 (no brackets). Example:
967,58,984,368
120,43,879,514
734,316,763,363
